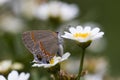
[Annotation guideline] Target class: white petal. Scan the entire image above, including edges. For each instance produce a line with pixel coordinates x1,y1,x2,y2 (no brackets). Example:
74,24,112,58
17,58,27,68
61,35,70,39
44,64,54,68
32,62,55,68
53,56,61,61
64,32,72,35
32,63,46,67
60,4,78,21
62,32,77,40
35,4,49,20
0,75,6,80
0,60,12,73
78,38,89,42
92,32,104,40
18,73,26,80
83,26,91,32
8,70,19,80
61,32,72,38
18,72,30,80
24,73,30,80
91,28,100,35
76,26,83,32
61,35,74,40
84,74,103,80
61,52,70,61
69,27,77,34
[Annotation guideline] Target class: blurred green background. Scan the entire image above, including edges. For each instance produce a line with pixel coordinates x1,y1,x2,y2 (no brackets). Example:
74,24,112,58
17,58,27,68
0,0,120,80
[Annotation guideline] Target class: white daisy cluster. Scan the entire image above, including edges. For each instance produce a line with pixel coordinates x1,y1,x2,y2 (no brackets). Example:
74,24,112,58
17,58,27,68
62,26,104,43
32,52,70,68
0,15,25,34
0,60,24,73
0,60,11,73
0,70,30,80
84,57,108,80
11,0,38,18
84,58,108,75
0,0,9,6
34,1,79,21
84,74,103,80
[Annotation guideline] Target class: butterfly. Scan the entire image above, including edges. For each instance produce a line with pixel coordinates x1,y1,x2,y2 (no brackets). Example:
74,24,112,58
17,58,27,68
22,30,63,64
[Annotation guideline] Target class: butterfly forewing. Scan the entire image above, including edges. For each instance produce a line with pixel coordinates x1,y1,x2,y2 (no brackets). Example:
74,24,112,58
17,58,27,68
22,31,36,54
22,30,59,63
34,30,58,54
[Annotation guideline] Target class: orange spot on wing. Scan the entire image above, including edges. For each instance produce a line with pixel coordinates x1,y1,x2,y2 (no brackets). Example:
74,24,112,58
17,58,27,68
31,32,36,45
39,41,50,57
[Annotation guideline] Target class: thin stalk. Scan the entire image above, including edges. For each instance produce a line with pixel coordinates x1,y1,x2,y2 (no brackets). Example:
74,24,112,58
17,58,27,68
76,48,86,80
53,73,59,80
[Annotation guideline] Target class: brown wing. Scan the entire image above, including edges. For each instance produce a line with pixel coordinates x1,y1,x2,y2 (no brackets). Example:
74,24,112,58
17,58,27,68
33,30,59,56
22,31,36,54
22,30,59,61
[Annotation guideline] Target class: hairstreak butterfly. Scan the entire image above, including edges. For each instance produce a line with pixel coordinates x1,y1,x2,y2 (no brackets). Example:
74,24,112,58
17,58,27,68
22,30,63,64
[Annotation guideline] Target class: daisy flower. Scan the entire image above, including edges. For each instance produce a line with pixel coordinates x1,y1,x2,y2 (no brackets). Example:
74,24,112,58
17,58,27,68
34,1,79,21
32,52,70,68
84,74,103,80
0,70,30,80
84,57,108,76
0,0,9,6
62,26,104,43
0,15,24,34
0,60,12,73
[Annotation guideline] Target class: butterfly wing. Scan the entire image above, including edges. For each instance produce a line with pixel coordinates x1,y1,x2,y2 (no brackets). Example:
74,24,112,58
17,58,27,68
22,30,59,63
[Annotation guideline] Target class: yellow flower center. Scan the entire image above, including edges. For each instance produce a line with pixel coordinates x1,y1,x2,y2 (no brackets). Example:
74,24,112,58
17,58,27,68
49,58,54,64
73,33,90,38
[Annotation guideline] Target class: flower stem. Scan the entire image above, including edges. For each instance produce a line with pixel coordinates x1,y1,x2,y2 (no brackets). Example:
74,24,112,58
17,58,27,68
53,73,59,80
76,48,86,80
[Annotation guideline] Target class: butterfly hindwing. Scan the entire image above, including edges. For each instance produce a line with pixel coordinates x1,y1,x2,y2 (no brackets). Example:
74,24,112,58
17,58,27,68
22,30,59,63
